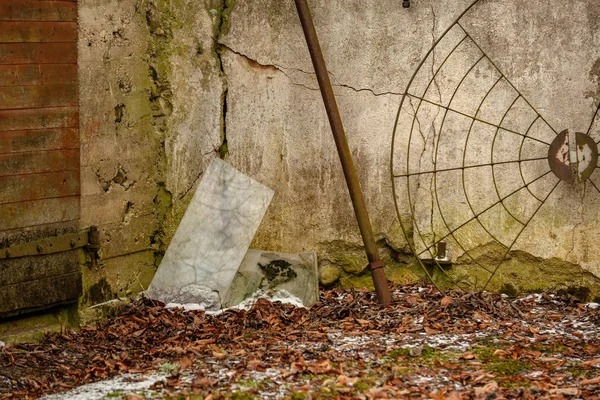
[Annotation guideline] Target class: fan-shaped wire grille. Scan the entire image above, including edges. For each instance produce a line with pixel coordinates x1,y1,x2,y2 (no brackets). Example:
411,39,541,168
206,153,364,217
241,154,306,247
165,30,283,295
391,0,600,291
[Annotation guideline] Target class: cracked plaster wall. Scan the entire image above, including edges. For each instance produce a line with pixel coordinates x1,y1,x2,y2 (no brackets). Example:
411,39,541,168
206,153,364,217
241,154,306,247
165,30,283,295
389,0,600,295
220,0,600,293
219,0,475,283
78,0,223,305
76,0,600,301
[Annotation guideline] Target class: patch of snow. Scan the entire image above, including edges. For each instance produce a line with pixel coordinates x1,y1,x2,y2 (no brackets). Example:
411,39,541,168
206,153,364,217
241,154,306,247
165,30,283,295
338,335,371,346
88,298,128,309
165,289,305,315
165,303,206,311
570,320,592,328
514,294,542,303
41,373,167,400
423,334,472,351
586,302,599,309
410,375,435,384
396,333,474,352
229,368,291,399
400,342,420,349
0,341,5,348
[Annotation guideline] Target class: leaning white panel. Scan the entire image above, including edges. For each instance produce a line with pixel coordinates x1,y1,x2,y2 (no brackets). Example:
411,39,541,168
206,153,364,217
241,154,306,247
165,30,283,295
146,158,274,307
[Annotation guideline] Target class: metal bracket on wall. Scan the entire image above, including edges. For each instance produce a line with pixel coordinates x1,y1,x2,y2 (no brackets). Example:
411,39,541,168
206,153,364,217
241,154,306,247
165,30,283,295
0,227,100,260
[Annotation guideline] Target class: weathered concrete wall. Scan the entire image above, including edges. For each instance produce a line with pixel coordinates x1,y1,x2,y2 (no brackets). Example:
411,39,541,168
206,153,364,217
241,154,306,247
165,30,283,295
391,0,600,296
77,0,224,305
74,0,600,306
219,0,600,295
219,0,474,288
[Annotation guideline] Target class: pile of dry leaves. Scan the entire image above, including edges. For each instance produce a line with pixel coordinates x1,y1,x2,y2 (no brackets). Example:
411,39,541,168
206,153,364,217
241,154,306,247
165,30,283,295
2,284,600,399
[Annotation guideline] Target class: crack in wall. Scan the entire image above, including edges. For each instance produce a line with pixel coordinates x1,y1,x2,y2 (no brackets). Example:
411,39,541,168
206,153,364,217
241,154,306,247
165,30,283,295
219,44,403,97
427,1,443,245
428,2,442,103
139,0,175,258
407,96,427,191
209,0,236,160
406,95,429,252
565,184,587,261
176,150,216,202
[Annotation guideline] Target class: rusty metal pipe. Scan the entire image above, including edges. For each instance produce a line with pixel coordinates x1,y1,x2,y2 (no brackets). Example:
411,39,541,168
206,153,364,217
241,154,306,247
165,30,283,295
293,0,392,306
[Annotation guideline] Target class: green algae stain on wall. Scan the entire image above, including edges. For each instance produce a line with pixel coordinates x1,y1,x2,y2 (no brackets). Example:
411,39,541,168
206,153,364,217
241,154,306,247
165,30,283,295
445,241,600,300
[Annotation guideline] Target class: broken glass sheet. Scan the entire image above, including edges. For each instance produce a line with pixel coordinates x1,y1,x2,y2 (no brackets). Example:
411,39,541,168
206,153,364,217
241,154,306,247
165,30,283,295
146,158,274,308
222,250,319,308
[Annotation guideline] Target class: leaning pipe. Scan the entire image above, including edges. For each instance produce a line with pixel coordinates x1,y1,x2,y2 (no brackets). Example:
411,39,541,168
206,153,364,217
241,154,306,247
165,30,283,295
293,0,392,306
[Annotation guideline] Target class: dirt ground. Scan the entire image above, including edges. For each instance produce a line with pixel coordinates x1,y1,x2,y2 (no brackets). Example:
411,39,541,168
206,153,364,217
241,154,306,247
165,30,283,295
2,284,600,399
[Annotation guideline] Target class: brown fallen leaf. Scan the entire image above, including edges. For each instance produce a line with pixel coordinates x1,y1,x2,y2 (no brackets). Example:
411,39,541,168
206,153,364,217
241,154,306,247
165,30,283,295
472,372,495,383
176,356,193,369
581,375,600,385
475,381,498,397
337,374,358,386
364,387,389,399
424,326,440,335
440,296,454,307
460,352,476,360
169,346,186,355
549,387,580,396
537,357,564,366
289,361,305,374
191,376,216,388
308,359,333,374
193,338,215,346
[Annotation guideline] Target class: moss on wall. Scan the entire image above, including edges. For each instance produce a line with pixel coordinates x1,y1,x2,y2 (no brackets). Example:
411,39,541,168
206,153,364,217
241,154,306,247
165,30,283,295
446,241,600,301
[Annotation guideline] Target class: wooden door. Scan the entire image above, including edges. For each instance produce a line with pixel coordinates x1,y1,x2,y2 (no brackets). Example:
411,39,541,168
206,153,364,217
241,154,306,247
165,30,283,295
0,0,81,316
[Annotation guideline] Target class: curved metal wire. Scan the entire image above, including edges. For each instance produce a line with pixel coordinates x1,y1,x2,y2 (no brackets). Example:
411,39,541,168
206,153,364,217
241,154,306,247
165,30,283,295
518,116,546,202
481,179,561,290
432,52,503,276
490,94,530,226
587,102,600,137
390,0,572,292
415,170,553,258
404,34,469,265
461,76,510,250
589,177,600,194
457,23,559,136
